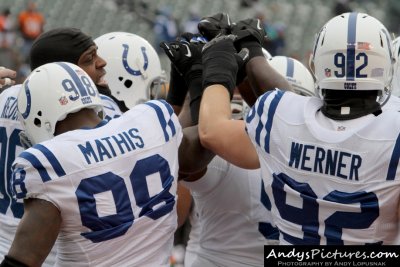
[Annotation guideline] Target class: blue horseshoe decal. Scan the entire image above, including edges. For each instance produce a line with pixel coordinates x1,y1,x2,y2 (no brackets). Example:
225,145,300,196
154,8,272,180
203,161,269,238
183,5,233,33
122,44,149,76
20,80,32,119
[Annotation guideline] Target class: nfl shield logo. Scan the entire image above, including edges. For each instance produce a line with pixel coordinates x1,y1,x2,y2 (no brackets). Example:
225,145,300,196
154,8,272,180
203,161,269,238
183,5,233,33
325,68,331,77
59,96,68,105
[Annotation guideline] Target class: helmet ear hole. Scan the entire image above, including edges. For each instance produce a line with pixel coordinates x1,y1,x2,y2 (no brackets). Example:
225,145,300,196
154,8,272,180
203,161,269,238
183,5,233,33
34,110,42,127
124,80,132,88
34,117,41,127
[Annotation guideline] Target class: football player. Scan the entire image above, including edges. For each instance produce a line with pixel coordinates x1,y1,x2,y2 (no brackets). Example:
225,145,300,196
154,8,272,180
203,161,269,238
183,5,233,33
0,28,123,265
2,62,182,266
199,12,400,245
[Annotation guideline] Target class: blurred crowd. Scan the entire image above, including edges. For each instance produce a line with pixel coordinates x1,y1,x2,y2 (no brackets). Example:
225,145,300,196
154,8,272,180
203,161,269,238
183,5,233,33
0,0,44,85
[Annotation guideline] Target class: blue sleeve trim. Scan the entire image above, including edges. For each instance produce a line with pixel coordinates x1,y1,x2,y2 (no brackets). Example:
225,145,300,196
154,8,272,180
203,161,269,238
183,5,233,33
18,151,52,182
144,101,176,142
34,144,66,177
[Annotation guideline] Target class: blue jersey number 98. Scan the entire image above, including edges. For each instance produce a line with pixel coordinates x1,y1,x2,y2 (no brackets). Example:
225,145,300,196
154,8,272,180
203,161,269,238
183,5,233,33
76,154,175,243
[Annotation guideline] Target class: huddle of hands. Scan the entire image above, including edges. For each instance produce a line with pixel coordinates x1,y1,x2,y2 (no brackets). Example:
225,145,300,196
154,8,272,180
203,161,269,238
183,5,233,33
159,12,268,101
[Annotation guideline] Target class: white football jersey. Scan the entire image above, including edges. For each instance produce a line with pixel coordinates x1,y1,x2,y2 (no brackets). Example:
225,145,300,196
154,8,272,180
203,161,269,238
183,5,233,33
0,85,57,265
100,94,122,121
246,89,400,245
0,85,25,260
182,156,278,267
183,200,200,267
382,95,400,112
12,99,182,266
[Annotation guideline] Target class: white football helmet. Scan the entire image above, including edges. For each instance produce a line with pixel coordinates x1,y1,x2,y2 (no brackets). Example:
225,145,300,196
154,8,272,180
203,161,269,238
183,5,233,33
268,56,315,96
391,36,400,97
18,62,104,145
95,32,167,109
310,12,394,105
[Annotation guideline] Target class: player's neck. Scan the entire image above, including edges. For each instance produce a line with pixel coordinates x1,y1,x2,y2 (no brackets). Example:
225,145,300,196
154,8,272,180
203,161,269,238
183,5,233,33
54,108,102,136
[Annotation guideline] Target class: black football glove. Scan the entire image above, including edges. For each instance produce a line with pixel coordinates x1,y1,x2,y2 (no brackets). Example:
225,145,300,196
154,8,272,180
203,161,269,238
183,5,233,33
202,34,249,99
160,34,205,124
165,33,206,108
159,38,203,81
198,13,232,41
177,32,208,44
230,18,267,85
231,18,266,59
166,65,188,107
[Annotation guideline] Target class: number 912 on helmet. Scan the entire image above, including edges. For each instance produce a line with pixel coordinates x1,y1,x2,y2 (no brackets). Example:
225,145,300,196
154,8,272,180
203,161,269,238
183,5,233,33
17,62,104,145
95,32,166,109
310,12,394,105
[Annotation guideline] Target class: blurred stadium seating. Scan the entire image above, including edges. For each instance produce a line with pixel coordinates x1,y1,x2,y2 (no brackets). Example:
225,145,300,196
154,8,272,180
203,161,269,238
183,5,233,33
0,0,389,71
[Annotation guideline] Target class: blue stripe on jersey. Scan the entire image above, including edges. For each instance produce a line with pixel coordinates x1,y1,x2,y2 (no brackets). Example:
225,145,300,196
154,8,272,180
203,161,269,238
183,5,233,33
254,92,272,147
346,12,358,81
387,134,400,180
161,99,176,137
100,95,116,111
19,151,52,182
286,57,294,78
144,101,172,142
56,62,88,97
34,144,66,177
264,90,284,153
246,104,257,124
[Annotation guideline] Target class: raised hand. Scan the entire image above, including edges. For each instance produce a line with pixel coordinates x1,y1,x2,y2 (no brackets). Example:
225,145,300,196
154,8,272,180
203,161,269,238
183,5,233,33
198,13,232,41
160,33,206,123
159,38,203,80
0,66,16,89
231,18,267,45
202,34,249,98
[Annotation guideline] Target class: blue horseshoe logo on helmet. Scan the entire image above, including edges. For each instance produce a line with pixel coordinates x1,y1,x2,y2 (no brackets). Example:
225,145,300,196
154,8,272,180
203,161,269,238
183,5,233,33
20,80,32,119
122,44,149,76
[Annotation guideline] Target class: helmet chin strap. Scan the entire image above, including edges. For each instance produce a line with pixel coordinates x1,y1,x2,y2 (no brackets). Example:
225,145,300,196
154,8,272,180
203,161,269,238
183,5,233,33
320,90,382,120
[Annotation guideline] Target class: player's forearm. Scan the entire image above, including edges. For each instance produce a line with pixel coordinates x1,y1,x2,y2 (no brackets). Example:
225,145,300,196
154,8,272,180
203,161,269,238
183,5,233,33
179,125,215,176
7,199,61,267
199,84,232,150
246,56,292,96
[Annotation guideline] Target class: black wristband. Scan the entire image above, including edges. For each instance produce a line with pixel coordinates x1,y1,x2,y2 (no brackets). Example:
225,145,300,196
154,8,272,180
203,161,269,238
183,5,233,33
202,50,237,99
0,256,29,267
166,67,188,106
188,75,203,124
237,39,264,60
185,66,203,86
